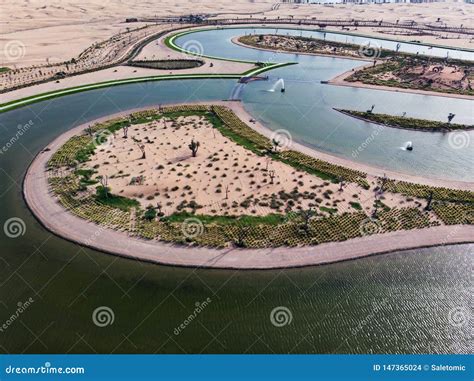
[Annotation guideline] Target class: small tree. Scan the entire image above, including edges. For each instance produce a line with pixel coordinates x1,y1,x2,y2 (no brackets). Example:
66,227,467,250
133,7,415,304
189,139,200,157
372,199,379,219
85,125,93,137
235,226,250,248
378,174,388,194
425,191,434,211
271,138,281,153
144,207,157,221
268,170,276,184
135,142,146,159
339,176,345,192
96,176,110,199
300,208,315,235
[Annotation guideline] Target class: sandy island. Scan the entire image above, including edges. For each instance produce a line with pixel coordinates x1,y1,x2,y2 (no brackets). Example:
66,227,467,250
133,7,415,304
232,35,474,101
328,64,474,101
23,101,474,269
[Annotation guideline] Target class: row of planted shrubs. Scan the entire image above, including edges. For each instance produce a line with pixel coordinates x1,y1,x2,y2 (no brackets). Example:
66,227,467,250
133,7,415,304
46,105,473,249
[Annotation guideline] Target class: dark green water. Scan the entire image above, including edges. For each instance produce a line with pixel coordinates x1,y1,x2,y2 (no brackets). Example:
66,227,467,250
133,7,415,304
0,73,471,355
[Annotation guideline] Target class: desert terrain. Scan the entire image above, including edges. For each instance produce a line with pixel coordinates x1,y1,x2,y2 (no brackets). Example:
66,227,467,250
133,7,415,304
85,113,424,217
1,1,472,68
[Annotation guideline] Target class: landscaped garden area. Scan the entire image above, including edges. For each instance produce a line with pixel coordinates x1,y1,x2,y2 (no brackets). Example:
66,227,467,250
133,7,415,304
46,105,474,248
336,109,473,131
238,34,474,96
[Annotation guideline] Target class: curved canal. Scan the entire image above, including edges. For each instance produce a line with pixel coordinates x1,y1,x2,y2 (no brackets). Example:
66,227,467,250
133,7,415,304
0,28,471,354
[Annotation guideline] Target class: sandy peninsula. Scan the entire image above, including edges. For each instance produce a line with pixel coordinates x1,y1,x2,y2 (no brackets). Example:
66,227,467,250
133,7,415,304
23,101,474,269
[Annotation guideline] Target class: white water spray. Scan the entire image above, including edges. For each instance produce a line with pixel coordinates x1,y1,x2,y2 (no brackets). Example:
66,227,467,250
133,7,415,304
268,78,285,92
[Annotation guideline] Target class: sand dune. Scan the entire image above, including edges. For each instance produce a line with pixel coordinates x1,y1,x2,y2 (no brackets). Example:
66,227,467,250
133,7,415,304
1,1,472,67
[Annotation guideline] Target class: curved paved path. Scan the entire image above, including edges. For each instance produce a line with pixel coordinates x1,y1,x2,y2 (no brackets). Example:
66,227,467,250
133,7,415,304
24,102,474,269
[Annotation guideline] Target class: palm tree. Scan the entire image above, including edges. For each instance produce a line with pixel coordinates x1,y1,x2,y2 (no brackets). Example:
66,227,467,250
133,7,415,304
272,138,281,153
447,113,455,124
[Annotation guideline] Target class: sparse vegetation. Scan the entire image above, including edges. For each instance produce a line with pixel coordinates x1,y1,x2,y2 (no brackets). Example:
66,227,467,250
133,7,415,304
47,105,473,249
338,109,473,131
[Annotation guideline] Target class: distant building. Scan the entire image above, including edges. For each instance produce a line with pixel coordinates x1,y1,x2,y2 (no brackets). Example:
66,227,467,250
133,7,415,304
341,0,445,3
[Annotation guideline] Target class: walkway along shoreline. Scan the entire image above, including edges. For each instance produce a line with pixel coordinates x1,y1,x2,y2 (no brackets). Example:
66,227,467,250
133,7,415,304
23,102,474,269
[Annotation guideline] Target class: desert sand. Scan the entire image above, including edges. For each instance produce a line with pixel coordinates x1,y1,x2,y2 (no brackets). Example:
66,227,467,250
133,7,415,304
329,62,474,100
1,1,472,68
86,112,423,217
23,101,474,268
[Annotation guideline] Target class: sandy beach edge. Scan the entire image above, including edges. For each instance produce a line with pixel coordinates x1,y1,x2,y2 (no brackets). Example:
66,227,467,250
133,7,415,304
230,36,373,62
327,66,474,101
231,36,474,101
334,109,474,132
23,101,474,269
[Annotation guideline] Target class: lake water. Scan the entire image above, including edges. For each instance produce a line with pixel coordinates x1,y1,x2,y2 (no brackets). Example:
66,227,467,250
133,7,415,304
0,28,471,354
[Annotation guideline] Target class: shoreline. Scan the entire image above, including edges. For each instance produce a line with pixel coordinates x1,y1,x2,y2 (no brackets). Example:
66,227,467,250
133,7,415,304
23,101,474,269
232,36,474,101
328,65,474,101
231,36,372,62
229,102,473,191
334,109,474,132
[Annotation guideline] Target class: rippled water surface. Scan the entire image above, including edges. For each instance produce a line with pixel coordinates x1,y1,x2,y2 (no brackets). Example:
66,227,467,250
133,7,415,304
0,31,472,354
175,27,474,181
